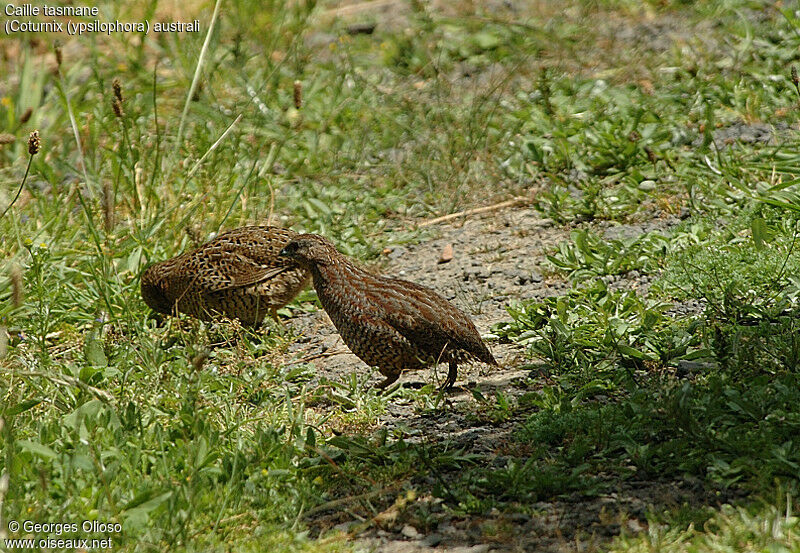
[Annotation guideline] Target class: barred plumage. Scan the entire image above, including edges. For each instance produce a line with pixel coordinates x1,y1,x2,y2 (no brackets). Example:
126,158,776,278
141,226,310,326
280,234,497,389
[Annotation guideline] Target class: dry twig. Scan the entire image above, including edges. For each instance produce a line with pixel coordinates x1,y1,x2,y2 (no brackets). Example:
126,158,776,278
416,196,529,228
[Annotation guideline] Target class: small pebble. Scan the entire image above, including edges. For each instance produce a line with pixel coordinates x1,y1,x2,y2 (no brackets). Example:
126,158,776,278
421,533,443,547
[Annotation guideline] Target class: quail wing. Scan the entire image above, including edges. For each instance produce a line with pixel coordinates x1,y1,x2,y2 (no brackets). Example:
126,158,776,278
367,278,490,362
189,249,292,292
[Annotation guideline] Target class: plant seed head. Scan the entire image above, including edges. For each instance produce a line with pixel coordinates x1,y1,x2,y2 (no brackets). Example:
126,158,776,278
112,97,124,118
293,80,302,109
27,130,40,155
112,77,123,102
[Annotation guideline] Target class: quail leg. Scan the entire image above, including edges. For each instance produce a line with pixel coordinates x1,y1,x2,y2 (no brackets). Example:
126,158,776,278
269,307,280,323
263,306,293,338
442,361,458,390
375,371,400,391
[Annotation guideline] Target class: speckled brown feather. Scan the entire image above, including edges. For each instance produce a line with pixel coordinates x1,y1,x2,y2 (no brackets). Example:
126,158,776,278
141,226,310,326
281,234,497,388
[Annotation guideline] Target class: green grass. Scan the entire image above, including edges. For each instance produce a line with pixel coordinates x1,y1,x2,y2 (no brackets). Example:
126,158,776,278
3,0,800,551
610,494,800,553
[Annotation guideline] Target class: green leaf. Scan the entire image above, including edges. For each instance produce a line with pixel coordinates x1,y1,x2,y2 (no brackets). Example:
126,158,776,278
617,344,650,360
17,439,57,459
64,399,104,428
127,246,143,273
123,490,173,513
750,217,770,250
4,399,42,417
84,330,108,367
472,389,487,402
123,491,173,533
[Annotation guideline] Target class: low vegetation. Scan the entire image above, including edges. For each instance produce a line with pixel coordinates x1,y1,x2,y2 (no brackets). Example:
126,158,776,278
1,0,800,551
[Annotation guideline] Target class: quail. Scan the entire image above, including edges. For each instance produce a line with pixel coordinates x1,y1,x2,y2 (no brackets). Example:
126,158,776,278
141,226,310,326
280,234,497,389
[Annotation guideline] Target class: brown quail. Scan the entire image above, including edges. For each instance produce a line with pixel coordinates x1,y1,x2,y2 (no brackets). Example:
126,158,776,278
141,226,310,327
280,234,497,389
